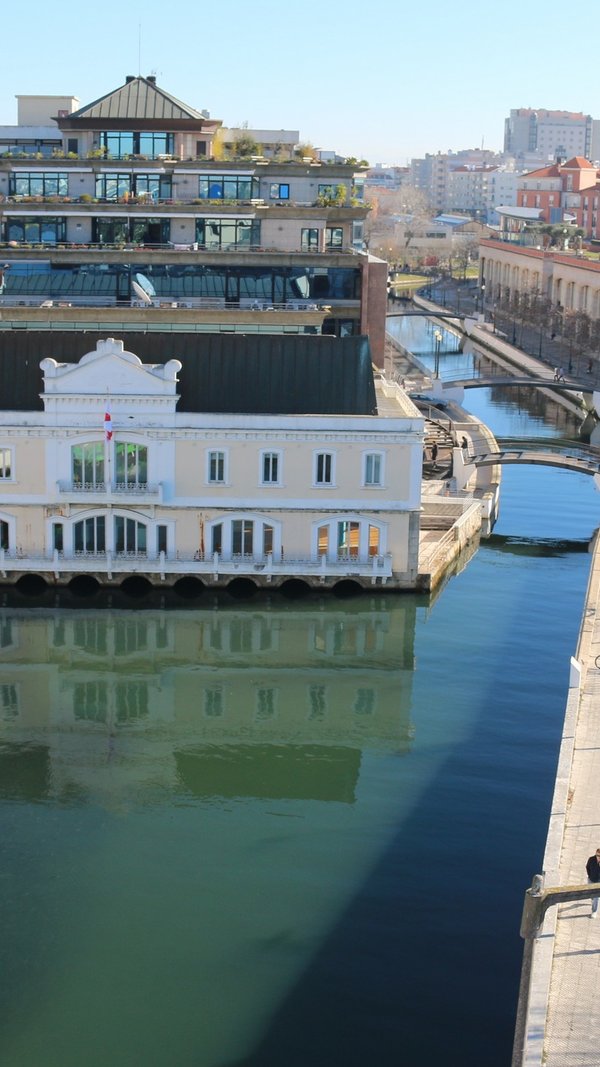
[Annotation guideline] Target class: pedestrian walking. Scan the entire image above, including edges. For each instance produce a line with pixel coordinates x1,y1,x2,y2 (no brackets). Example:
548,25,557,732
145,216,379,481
558,367,565,382
461,435,469,451
553,367,559,381
586,849,600,917
430,442,438,468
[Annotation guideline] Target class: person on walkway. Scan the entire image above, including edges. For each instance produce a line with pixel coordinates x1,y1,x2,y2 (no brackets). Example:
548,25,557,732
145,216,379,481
553,367,559,381
430,442,438,468
558,367,565,382
461,435,469,451
586,849,600,916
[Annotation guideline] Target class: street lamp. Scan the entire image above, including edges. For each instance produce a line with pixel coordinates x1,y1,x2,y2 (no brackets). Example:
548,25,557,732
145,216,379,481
433,329,442,378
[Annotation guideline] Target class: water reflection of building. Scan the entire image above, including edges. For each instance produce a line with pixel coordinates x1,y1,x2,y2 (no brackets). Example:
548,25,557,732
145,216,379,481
0,602,416,806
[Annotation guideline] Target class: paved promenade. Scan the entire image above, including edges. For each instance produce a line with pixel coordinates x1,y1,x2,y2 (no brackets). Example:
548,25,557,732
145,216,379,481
521,533,600,1066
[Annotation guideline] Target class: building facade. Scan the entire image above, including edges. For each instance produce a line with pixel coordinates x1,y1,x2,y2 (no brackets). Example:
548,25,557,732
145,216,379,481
480,237,600,319
0,336,424,594
504,109,593,162
0,76,387,362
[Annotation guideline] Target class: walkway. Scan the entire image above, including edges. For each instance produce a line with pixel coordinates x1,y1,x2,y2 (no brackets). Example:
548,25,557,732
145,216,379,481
523,533,600,1066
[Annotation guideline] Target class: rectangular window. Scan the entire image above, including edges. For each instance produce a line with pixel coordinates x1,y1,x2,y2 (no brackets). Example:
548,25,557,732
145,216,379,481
368,525,380,556
204,687,223,717
308,685,326,720
198,175,259,200
208,451,225,483
211,523,222,554
315,452,333,485
301,228,319,251
0,448,11,479
364,453,382,486
6,216,66,245
196,217,261,249
263,525,274,556
256,688,276,720
115,442,148,487
338,520,360,557
261,452,280,484
232,519,253,555
53,523,64,552
1,684,18,720
326,227,343,249
157,525,167,555
269,183,290,200
10,172,69,197
72,442,104,488
317,524,329,556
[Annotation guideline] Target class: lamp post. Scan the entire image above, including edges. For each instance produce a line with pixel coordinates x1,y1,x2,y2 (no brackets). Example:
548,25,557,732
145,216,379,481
433,329,442,378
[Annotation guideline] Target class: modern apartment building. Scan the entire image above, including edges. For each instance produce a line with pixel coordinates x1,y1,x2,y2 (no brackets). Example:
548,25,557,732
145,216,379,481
0,76,387,362
504,109,593,163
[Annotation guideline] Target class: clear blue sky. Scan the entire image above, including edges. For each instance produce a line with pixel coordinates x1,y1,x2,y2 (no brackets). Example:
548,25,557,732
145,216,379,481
0,0,596,164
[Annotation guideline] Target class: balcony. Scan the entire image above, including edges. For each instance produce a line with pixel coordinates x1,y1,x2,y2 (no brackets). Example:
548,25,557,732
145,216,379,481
56,481,163,503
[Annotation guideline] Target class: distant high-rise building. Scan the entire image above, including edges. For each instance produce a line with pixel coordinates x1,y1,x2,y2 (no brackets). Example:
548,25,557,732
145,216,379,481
504,109,593,162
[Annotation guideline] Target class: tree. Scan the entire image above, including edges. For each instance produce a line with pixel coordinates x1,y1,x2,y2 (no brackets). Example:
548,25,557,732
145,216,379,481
294,142,318,162
233,134,259,158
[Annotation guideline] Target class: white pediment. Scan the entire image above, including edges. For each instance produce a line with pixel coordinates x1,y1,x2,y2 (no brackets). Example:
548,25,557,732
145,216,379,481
41,338,182,421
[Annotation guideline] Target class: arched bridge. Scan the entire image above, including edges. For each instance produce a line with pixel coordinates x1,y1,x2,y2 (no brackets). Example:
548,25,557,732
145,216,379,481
441,376,592,393
467,447,600,477
387,310,462,320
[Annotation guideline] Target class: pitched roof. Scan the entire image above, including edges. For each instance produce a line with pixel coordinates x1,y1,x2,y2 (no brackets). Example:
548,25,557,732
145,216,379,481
0,333,377,416
68,76,206,123
522,163,563,179
561,156,596,169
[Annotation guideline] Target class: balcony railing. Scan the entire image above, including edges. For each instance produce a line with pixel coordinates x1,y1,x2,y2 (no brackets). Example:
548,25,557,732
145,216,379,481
0,548,393,582
57,481,163,501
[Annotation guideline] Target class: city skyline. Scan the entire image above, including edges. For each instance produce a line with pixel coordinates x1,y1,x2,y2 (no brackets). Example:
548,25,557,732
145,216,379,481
0,0,597,165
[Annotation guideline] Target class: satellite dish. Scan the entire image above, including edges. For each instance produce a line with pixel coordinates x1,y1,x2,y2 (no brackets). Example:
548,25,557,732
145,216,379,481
132,280,153,305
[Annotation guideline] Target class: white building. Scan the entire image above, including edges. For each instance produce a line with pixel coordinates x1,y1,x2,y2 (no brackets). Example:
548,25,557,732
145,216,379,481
0,335,425,594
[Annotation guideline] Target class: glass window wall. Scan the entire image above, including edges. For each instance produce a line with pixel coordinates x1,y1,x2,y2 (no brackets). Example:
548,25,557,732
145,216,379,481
198,175,260,200
95,173,172,201
196,218,261,250
9,173,69,197
6,217,66,244
99,132,174,159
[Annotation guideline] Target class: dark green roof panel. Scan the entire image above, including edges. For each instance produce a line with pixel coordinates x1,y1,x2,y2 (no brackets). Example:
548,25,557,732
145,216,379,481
0,333,377,416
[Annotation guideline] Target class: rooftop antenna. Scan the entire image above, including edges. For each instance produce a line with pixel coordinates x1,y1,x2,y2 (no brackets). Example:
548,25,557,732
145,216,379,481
138,23,142,76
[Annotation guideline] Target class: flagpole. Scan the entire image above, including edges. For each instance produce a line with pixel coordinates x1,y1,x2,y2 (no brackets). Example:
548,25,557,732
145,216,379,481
104,393,112,494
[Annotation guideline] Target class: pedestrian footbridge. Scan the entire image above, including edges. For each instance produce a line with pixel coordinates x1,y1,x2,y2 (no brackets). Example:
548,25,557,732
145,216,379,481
468,445,600,477
442,376,592,393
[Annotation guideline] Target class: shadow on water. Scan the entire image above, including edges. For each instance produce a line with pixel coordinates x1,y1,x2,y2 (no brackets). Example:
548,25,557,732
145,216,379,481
487,534,590,557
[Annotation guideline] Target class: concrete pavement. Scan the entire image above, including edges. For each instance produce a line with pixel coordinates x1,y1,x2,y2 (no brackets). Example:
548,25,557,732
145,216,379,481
521,533,600,1066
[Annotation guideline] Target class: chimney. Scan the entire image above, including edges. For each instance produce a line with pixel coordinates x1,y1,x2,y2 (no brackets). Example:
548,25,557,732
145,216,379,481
125,75,135,83
147,75,156,84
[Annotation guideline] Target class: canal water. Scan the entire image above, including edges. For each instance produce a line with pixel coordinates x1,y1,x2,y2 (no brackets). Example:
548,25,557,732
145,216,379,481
2,318,599,1067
